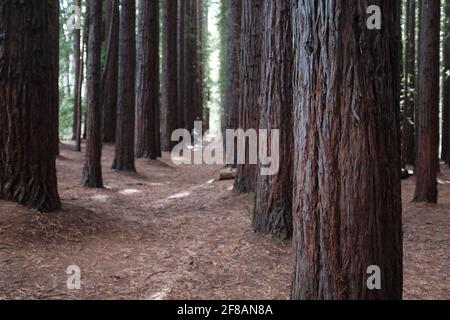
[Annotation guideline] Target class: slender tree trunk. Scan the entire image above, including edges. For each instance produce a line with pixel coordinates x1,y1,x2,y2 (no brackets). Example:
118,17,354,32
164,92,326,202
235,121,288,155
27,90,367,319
183,0,195,132
102,0,119,143
0,0,61,212
112,0,136,171
75,21,87,153
136,0,161,159
253,0,293,240
291,0,403,299
444,0,450,165
234,0,263,194
83,0,104,188
72,0,82,142
222,0,241,167
414,0,440,203
177,0,186,129
195,0,204,126
162,0,178,151
402,0,416,166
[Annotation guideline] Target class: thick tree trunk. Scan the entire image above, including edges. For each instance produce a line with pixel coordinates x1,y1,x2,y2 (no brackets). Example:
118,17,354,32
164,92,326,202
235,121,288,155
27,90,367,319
402,0,416,166
136,0,161,159
112,0,136,171
83,0,104,188
102,0,119,144
414,0,440,203
0,0,61,212
291,0,403,299
444,0,450,165
162,0,178,151
234,0,263,194
253,0,293,240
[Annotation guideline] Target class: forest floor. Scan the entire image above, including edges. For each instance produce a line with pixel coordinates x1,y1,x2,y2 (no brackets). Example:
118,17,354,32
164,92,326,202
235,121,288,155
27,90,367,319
0,143,449,300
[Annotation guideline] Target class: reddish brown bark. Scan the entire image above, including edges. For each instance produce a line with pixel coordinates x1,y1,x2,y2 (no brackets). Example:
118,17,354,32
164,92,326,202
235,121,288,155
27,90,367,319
102,0,119,144
402,0,416,166
444,0,450,165
83,0,104,188
72,0,82,143
136,0,161,159
162,0,178,150
414,0,440,203
291,0,403,299
234,0,263,194
177,0,186,129
0,0,61,212
112,0,136,171
253,0,293,240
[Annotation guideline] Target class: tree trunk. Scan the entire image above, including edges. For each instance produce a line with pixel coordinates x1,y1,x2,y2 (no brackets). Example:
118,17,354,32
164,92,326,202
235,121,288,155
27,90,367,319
136,0,161,159
112,0,136,171
253,0,293,240
0,0,61,212
75,5,88,152
402,0,416,166
234,0,263,194
102,0,119,143
444,0,450,165
177,0,186,129
183,0,195,132
291,0,403,299
83,0,104,188
222,0,241,166
162,0,178,151
52,1,60,156
72,0,82,142
414,0,440,203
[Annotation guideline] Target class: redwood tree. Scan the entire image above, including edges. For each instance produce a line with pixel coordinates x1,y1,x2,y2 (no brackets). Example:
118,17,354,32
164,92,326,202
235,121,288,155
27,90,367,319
402,0,416,166
72,0,82,143
162,0,178,150
102,0,119,143
253,0,293,240
222,0,241,166
444,0,450,165
414,0,440,203
177,0,186,130
136,0,161,159
83,0,104,188
234,0,263,194
0,0,61,212
291,0,403,299
112,0,136,171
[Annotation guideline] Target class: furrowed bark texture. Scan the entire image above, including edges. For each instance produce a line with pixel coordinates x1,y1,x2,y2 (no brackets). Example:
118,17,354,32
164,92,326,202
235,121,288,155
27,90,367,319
112,0,136,171
83,0,103,188
253,0,293,240
162,0,178,150
291,0,403,300
102,0,119,143
234,0,263,194
444,0,450,165
223,0,241,166
414,0,440,203
402,0,416,166
136,0,161,159
0,0,61,212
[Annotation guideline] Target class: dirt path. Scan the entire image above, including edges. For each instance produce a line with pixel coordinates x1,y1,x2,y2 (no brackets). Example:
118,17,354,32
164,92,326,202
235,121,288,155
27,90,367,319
0,143,448,299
